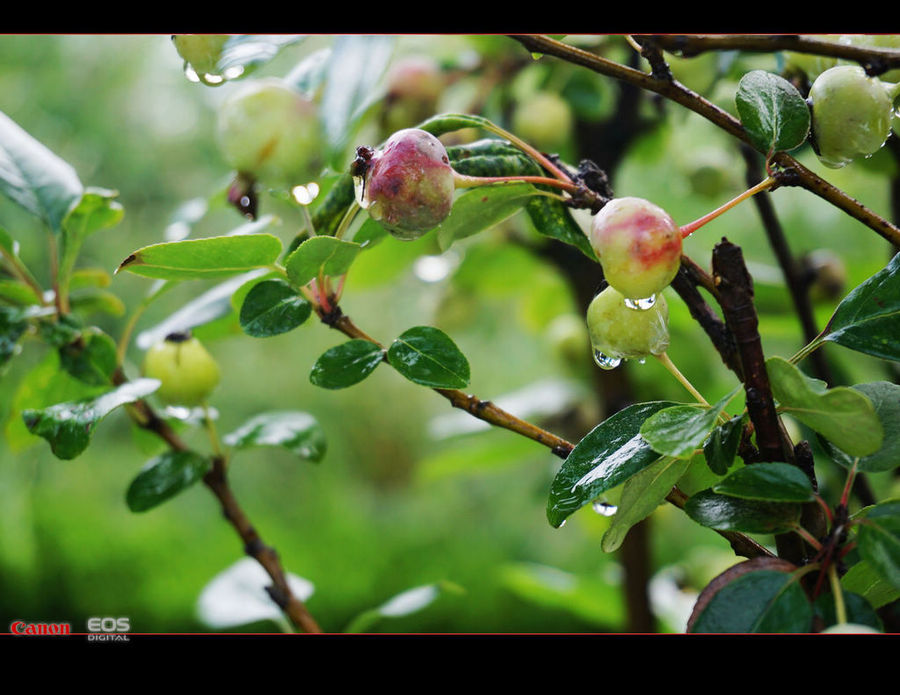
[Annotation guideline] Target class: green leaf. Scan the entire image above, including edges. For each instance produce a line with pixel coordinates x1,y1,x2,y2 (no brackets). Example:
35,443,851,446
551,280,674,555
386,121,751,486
59,188,124,292
116,234,283,281
735,70,811,155
437,183,540,251
343,581,464,633
0,279,41,306
841,560,900,609
0,109,83,233
419,113,496,138
222,411,326,462
284,235,361,288
814,591,882,631
69,267,112,290
125,450,211,512
310,174,355,239
688,558,812,633
309,339,384,390
0,306,29,366
58,327,117,386
703,414,745,476
69,289,127,318
525,196,597,260
321,36,394,162
239,278,311,338
641,387,741,459
822,253,900,362
820,382,900,473
713,462,814,503
22,378,160,460
857,500,900,590
766,356,882,457
685,488,802,534
386,326,470,389
546,401,678,528
601,455,693,553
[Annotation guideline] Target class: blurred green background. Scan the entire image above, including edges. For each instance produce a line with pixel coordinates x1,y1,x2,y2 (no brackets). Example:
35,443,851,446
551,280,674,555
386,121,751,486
1,35,898,634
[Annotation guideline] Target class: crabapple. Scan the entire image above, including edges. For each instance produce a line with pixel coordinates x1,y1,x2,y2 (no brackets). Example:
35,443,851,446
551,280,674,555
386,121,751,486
589,197,682,300
586,286,669,367
354,128,456,240
512,91,574,152
173,34,229,78
142,333,220,407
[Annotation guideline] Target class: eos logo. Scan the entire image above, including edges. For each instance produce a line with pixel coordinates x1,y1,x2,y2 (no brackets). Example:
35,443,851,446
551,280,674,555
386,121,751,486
87,617,131,642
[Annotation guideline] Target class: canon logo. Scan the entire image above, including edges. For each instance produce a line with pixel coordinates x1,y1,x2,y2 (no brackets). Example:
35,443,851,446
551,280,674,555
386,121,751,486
9,620,72,636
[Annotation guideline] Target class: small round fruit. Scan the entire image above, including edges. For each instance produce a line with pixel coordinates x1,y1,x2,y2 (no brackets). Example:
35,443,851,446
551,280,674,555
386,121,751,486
357,128,455,240
512,91,574,151
810,66,894,169
586,286,669,363
820,623,881,634
142,333,220,407
589,197,682,300
217,78,324,186
382,56,445,133
173,34,229,77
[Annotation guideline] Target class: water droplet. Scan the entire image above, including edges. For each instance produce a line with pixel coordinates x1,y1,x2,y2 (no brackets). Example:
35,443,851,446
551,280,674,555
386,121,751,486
183,63,200,83
201,73,225,85
223,66,245,80
291,182,320,206
624,295,656,311
636,357,646,365
558,519,567,527
593,350,621,370
353,175,369,209
592,500,618,516
164,405,192,420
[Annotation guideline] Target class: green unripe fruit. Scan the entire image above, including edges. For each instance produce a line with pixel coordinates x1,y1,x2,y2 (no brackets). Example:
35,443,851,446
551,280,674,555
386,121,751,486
810,66,894,169
217,78,324,186
173,34,229,77
511,91,574,151
586,286,669,368
142,333,220,407
820,623,881,634
382,56,445,133
546,313,591,365
839,35,900,83
355,128,456,240
589,197,682,300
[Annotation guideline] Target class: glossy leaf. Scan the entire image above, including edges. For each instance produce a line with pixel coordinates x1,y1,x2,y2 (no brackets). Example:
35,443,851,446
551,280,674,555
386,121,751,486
526,196,596,260
446,139,537,178
239,278,311,338
546,401,678,528
821,253,900,362
821,382,900,473
437,183,539,251
767,356,882,457
386,326,470,389
116,234,282,281
125,450,211,512
223,411,326,462
856,501,900,590
344,582,463,633
688,557,812,633
601,455,692,553
309,339,384,390
841,560,900,609
703,414,745,476
0,306,29,366
58,327,117,386
735,70,811,155
22,378,160,460
284,235,361,288
0,109,83,233
641,387,741,459
685,488,802,534
713,462,814,503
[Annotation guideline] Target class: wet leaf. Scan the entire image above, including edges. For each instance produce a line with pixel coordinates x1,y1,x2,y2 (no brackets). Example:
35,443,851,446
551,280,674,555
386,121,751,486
284,235,361,288
125,450,211,512
525,196,596,260
814,591,882,631
713,462,814,503
386,326,470,389
641,387,741,459
767,356,882,457
703,414,745,476
239,278,311,338
0,306,29,366
222,411,326,462
735,70,810,155
685,488,802,534
546,401,678,528
309,339,384,390
436,183,538,251
22,378,160,460
58,327,117,386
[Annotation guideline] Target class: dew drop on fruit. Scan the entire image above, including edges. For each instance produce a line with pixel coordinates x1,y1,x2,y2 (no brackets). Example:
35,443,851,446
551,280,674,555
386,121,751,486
624,295,656,311
183,64,201,83
558,519,567,527
223,66,245,80
201,73,225,85
353,175,369,209
592,500,618,516
593,350,622,370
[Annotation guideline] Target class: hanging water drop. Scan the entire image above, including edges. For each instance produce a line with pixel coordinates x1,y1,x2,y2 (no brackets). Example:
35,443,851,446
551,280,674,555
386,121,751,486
593,350,622,370
353,175,368,209
558,519,567,527
592,500,618,516
624,294,657,311
183,63,201,83
201,72,225,86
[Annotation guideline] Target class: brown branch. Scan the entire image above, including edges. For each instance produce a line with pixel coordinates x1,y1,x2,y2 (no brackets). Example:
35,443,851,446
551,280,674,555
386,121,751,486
508,35,900,248
112,367,322,633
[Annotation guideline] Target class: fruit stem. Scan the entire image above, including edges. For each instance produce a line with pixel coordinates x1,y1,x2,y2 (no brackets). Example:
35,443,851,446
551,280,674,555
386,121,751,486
478,121,574,184
654,352,710,406
334,201,361,241
453,171,581,195
792,524,823,552
203,402,224,459
828,563,847,626
679,176,777,239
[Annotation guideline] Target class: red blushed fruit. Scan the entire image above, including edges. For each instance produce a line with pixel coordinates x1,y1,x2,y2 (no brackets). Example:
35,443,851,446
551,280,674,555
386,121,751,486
589,197,683,299
360,128,455,240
